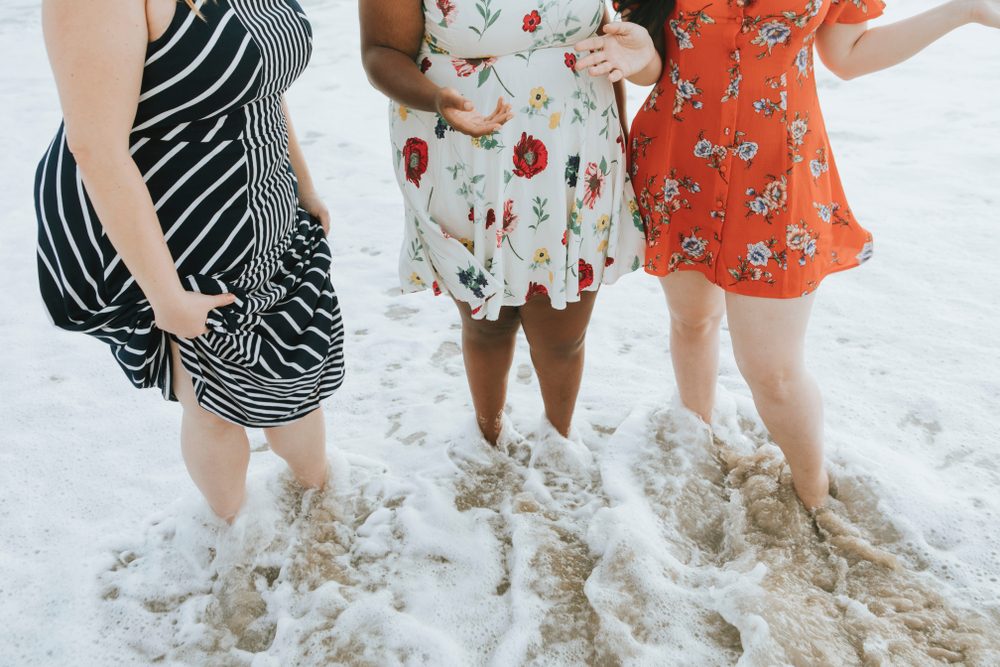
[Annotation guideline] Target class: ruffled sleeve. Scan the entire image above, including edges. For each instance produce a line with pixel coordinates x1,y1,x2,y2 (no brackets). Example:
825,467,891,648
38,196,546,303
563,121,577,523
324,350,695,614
824,0,885,24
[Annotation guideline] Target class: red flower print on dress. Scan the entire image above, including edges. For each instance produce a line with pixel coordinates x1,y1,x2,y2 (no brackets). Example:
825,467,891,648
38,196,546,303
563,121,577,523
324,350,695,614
436,0,457,26
502,199,518,234
420,57,432,73
564,52,577,69
497,199,518,247
403,138,429,187
605,257,615,267
485,208,496,229
452,57,496,78
578,259,594,291
522,10,541,32
526,282,549,300
582,162,605,209
512,133,548,179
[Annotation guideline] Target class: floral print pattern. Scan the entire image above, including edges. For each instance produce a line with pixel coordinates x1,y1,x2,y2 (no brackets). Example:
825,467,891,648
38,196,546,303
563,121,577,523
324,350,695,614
389,0,645,320
629,0,885,297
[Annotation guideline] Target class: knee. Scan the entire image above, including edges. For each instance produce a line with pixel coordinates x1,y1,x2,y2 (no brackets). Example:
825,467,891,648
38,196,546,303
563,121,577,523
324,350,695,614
739,362,802,403
529,330,586,360
669,305,724,339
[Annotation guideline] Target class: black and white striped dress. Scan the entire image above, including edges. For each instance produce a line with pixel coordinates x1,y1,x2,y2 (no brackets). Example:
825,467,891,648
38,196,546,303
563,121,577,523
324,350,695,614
34,0,345,427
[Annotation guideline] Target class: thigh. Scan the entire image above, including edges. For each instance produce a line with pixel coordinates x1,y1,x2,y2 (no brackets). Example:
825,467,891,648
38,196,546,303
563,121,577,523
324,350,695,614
168,339,201,411
660,271,726,325
726,292,816,373
452,298,522,337
519,291,598,347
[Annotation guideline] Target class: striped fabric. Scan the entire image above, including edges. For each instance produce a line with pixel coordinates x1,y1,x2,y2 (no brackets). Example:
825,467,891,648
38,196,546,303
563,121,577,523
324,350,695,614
34,0,345,427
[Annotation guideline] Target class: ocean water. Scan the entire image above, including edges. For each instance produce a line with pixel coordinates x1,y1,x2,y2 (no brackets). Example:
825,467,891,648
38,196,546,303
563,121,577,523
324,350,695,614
0,1,998,665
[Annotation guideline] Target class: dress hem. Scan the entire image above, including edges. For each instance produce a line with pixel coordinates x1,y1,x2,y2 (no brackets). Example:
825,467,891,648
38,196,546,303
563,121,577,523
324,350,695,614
644,257,867,298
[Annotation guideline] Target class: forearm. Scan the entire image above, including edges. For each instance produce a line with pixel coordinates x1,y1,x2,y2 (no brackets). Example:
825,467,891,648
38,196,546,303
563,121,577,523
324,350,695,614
281,97,317,195
362,47,440,112
75,151,183,307
820,0,976,79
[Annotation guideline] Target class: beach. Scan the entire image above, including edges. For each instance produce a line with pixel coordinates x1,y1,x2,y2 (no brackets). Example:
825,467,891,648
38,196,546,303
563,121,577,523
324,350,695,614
0,1,998,664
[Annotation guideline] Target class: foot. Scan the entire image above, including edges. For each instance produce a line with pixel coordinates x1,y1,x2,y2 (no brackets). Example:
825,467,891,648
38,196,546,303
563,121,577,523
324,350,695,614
792,467,830,510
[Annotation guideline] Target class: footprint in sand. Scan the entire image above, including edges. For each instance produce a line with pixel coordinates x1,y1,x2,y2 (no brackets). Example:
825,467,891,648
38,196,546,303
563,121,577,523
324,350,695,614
385,303,419,321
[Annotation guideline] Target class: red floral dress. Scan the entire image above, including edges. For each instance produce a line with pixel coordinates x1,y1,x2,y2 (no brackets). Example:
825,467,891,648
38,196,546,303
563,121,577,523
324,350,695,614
629,0,884,297
388,0,646,320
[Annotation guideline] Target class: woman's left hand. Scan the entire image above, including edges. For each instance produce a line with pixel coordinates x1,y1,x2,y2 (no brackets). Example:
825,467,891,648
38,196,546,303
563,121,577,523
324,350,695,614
971,0,1000,27
300,190,331,235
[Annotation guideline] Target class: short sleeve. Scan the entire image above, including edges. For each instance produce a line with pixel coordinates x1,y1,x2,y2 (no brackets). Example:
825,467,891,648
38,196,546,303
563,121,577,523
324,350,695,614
824,0,885,24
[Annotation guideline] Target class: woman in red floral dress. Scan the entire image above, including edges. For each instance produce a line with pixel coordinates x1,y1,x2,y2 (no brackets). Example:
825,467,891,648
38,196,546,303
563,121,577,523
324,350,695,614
575,0,1000,508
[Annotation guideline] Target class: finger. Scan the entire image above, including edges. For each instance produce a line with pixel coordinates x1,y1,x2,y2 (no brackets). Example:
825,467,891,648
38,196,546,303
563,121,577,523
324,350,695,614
212,293,238,308
609,69,625,83
319,211,331,235
589,62,617,77
483,106,508,124
575,52,607,71
574,35,605,52
601,21,631,36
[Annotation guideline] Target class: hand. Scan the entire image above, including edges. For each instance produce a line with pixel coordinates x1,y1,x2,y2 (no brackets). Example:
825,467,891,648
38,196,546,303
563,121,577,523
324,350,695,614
574,22,659,83
299,189,331,235
153,290,237,339
971,0,1000,27
434,88,514,138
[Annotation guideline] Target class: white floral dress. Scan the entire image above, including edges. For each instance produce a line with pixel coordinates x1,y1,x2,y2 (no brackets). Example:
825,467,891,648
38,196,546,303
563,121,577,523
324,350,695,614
388,0,646,320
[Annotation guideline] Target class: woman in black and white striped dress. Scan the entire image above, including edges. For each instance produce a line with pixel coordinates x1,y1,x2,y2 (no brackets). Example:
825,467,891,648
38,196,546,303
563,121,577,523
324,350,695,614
36,0,345,521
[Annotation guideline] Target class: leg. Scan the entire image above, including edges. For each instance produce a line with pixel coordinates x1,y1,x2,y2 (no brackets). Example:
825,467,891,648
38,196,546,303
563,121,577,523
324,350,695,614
454,300,522,445
660,271,726,423
726,292,829,509
518,292,599,438
264,408,329,489
169,342,251,522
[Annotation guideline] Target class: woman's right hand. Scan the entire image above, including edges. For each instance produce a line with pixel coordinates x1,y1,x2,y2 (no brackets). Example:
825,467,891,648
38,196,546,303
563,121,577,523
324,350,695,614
153,291,237,339
434,88,514,138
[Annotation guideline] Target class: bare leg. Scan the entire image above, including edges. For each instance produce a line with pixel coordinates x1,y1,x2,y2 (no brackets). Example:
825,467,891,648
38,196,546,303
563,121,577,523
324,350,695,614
170,342,251,522
454,300,522,445
264,407,329,490
660,272,726,423
518,292,598,438
726,292,829,509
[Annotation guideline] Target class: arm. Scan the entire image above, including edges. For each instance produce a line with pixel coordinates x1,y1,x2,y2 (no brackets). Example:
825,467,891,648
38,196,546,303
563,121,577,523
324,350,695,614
816,0,997,80
42,0,233,339
358,0,513,137
281,96,330,234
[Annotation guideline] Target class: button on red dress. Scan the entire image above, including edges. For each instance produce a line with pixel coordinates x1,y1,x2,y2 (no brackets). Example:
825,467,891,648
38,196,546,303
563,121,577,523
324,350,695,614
629,0,884,297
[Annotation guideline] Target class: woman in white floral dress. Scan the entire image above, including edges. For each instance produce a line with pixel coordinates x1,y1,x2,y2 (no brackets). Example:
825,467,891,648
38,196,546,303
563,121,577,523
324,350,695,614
361,0,645,444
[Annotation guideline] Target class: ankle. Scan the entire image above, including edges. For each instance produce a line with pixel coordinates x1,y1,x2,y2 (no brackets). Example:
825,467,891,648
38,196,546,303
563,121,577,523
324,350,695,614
793,467,830,510
292,459,329,491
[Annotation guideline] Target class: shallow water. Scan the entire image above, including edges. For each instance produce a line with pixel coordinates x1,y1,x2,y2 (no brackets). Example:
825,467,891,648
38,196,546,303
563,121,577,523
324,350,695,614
94,400,1000,666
